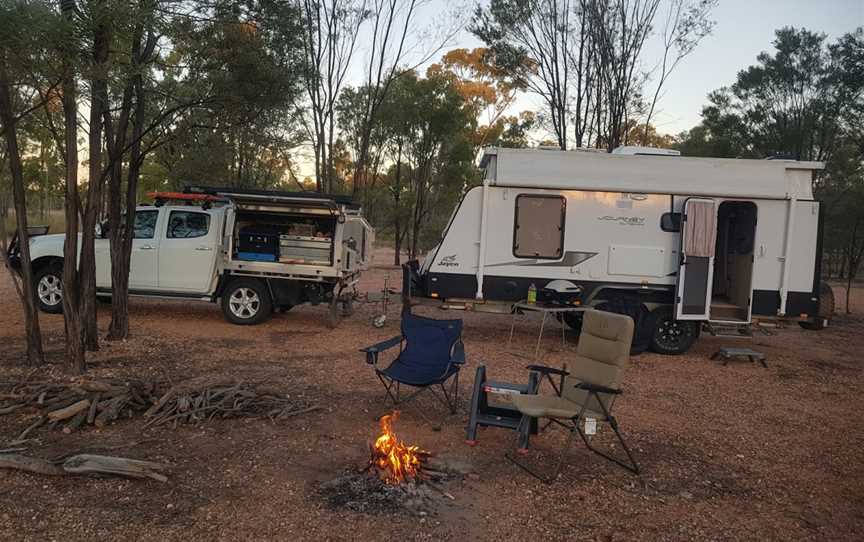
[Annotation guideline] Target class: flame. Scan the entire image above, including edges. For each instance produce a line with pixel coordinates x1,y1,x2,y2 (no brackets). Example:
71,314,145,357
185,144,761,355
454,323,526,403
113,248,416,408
371,411,425,484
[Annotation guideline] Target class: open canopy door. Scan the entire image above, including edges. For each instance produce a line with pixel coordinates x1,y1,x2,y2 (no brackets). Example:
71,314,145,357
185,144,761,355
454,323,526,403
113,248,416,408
675,198,717,320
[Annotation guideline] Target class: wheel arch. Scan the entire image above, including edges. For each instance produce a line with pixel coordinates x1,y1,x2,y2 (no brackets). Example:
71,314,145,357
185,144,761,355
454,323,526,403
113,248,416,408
31,256,64,274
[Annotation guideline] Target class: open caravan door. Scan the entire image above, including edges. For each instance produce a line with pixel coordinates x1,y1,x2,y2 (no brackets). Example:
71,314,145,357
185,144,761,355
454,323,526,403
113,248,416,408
675,198,717,320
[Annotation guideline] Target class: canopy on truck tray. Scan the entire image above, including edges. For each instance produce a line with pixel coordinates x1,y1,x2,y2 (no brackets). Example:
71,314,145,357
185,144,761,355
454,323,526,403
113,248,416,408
478,148,824,200
184,186,361,214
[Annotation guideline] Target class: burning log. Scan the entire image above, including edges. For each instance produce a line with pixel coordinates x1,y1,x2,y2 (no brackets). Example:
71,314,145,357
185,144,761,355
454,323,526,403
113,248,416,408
366,411,436,485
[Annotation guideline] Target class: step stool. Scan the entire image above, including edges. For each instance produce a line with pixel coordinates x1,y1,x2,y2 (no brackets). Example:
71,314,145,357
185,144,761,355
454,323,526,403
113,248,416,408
711,347,767,368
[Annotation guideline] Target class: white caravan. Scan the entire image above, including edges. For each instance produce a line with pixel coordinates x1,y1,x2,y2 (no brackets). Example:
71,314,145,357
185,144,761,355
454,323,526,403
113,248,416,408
405,147,829,354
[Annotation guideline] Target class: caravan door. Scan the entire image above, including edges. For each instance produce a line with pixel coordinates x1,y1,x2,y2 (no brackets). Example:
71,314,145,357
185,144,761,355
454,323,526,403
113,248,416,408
675,198,717,320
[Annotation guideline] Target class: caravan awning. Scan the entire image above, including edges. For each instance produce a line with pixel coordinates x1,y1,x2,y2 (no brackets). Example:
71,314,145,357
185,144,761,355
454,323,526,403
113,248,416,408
479,148,824,200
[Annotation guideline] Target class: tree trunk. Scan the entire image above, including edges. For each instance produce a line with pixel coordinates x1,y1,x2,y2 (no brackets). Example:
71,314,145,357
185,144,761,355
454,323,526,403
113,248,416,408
0,66,44,366
80,7,111,352
109,46,147,340
60,1,86,373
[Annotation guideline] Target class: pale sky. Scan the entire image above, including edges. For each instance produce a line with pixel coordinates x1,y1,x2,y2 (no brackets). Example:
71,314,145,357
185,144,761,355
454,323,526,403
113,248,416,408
414,0,864,137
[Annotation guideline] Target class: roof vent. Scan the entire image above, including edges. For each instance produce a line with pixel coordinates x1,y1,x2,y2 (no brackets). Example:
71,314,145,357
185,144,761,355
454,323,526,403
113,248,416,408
612,146,680,156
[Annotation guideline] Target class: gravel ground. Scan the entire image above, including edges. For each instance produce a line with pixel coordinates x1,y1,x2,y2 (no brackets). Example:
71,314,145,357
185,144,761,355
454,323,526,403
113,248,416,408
1,248,862,541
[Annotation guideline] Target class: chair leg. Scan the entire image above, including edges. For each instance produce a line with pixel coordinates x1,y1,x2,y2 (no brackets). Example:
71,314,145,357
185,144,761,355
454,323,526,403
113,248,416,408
507,420,577,484
575,417,640,475
377,374,400,405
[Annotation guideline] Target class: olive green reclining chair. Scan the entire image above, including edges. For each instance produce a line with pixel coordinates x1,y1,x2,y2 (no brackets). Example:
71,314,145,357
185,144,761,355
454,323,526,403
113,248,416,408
509,309,639,481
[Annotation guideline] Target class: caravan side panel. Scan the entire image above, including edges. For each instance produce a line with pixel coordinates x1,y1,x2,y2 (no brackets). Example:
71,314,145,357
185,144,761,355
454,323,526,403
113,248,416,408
751,200,820,317
426,186,678,301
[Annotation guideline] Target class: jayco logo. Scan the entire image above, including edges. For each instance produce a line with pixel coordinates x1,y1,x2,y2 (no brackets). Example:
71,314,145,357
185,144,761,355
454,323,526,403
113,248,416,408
598,216,646,226
439,254,459,267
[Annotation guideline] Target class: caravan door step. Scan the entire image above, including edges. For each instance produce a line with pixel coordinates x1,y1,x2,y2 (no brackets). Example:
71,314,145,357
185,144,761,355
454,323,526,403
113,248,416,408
706,322,753,339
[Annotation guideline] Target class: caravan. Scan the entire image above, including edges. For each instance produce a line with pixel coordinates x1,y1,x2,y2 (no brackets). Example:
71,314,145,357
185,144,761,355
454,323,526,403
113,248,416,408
405,147,829,354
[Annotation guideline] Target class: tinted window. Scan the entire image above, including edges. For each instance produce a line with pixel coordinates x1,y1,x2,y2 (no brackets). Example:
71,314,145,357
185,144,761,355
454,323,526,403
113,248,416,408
513,195,565,259
661,212,682,232
167,211,210,239
133,211,159,239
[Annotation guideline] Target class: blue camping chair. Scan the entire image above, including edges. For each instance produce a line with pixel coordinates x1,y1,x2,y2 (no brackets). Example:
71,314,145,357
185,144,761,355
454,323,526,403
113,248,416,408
360,312,465,414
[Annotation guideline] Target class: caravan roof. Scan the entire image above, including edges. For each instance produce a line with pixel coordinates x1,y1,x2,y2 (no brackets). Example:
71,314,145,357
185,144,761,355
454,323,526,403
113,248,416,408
479,148,823,200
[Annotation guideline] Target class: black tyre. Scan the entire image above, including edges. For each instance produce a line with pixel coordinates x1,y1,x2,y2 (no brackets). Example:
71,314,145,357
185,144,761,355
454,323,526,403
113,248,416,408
799,281,835,330
221,279,273,325
97,295,112,305
649,305,699,355
33,264,64,314
562,311,583,334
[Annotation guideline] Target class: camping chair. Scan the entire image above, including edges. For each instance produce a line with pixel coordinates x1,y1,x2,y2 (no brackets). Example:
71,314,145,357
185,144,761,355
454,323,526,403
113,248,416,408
360,312,465,417
508,309,639,482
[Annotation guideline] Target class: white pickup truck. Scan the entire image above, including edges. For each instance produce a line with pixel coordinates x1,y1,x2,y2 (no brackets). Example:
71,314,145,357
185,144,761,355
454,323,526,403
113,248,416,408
8,188,374,325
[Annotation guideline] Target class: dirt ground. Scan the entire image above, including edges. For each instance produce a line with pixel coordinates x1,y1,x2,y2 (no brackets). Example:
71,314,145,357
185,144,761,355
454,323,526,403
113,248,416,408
1,247,863,541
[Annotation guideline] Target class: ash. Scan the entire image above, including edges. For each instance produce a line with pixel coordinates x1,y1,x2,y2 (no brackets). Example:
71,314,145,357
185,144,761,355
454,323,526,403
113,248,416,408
318,471,443,516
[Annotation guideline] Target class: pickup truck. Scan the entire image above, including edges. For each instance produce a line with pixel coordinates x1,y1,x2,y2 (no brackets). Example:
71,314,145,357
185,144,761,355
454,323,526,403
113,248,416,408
8,188,374,325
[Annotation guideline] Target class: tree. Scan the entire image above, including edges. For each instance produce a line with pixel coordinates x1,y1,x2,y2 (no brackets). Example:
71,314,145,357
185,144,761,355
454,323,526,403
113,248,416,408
350,0,459,201
692,28,863,162
299,0,366,193
0,1,58,366
59,0,86,372
471,0,573,149
473,0,715,151
426,47,529,150
640,0,716,144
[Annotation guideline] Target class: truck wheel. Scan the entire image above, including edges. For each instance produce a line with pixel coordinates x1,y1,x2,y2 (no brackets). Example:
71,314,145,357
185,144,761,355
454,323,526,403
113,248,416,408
221,279,272,325
34,264,64,314
649,306,699,355
800,282,834,330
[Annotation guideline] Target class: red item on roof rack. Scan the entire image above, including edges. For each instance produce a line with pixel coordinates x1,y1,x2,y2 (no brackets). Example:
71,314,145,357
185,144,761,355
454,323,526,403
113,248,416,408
146,191,222,202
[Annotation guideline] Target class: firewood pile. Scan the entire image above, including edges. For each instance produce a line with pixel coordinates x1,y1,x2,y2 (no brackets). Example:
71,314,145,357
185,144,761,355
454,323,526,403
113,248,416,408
1,379,162,439
142,377,318,428
0,376,318,438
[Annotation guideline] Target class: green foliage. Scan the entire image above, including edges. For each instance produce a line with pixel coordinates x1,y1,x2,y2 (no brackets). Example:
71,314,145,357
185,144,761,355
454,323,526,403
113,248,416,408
681,27,863,162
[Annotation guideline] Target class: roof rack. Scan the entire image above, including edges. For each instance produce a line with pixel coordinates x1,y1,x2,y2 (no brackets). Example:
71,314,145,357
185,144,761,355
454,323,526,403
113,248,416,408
183,186,360,209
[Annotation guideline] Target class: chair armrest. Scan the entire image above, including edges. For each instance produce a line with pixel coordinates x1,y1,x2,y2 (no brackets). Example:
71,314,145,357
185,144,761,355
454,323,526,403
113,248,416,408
360,335,402,364
526,364,569,376
451,341,466,365
573,382,622,395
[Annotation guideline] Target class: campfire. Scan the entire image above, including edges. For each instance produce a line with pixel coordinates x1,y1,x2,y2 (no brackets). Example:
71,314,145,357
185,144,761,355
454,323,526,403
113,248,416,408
320,411,468,515
368,411,429,484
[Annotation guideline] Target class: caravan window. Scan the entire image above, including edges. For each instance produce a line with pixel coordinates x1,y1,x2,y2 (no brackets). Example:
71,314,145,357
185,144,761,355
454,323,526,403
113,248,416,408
513,195,565,259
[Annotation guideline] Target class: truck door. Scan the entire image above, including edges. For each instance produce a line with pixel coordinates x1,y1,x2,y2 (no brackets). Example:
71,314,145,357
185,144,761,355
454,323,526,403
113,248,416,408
129,209,161,289
675,198,717,320
158,209,219,293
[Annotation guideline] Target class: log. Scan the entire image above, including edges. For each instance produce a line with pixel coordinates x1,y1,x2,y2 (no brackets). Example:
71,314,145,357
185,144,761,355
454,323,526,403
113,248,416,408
0,404,24,415
0,453,64,476
47,399,91,422
87,393,101,424
61,454,168,482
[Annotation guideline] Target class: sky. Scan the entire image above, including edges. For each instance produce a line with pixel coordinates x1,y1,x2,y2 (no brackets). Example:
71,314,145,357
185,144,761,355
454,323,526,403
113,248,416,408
410,0,864,137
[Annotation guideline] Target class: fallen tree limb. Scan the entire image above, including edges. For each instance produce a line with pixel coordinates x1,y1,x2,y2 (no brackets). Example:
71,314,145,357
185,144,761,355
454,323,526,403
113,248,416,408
47,399,91,422
0,453,168,481
0,454,64,476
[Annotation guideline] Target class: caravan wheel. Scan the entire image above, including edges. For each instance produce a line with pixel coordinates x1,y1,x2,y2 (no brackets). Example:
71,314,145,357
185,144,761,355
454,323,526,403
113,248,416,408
649,306,699,355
